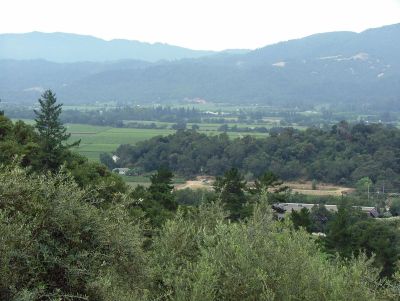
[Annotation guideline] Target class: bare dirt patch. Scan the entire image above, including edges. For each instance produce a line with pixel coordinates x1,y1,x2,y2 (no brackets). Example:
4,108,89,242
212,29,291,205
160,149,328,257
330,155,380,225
286,181,354,196
175,176,215,191
176,178,354,196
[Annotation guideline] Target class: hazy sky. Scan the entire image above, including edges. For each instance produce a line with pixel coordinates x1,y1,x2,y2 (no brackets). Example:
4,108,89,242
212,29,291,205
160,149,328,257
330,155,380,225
1,0,399,50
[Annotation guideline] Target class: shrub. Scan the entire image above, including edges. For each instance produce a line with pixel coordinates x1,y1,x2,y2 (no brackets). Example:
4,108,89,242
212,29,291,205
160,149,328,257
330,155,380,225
148,202,385,300
0,164,148,300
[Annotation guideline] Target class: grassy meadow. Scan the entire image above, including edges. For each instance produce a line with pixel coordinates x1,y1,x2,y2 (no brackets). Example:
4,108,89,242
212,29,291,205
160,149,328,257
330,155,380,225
67,124,175,161
63,122,271,161
121,174,187,187
12,117,272,162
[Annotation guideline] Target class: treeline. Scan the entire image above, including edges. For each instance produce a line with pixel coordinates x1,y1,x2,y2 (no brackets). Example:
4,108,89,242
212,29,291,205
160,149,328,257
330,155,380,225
218,124,268,133
4,104,279,127
5,106,204,126
110,122,400,189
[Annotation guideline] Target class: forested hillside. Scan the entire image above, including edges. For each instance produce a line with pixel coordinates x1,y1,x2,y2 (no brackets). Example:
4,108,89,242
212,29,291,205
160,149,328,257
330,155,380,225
111,122,400,188
1,24,400,107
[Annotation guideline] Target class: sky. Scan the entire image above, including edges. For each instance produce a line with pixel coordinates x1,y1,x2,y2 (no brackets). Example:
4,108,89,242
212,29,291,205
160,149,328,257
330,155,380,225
1,0,399,50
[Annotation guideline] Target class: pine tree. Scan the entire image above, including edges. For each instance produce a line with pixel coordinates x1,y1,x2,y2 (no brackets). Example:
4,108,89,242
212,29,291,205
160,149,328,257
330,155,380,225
290,207,312,232
148,167,177,211
214,168,248,220
34,90,79,170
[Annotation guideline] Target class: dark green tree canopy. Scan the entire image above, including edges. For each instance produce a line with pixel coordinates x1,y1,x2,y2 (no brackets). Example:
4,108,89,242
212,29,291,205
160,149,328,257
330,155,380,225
214,168,249,220
35,90,70,148
113,123,400,189
290,207,312,232
34,90,79,170
148,167,177,211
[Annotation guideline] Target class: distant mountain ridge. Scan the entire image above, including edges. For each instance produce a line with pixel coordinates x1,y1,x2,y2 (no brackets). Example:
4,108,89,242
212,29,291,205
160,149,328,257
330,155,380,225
0,32,218,62
1,24,399,108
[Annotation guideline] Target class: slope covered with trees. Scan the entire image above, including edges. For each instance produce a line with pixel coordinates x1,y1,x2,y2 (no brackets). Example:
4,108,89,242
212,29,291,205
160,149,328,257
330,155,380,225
1,24,400,107
111,122,400,188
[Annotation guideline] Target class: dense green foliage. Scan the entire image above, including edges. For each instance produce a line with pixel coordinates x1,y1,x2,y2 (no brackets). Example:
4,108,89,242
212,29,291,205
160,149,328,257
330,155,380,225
2,99,400,299
0,165,148,300
149,202,400,300
290,202,400,278
389,199,400,216
173,188,215,206
2,165,400,300
290,208,312,232
34,90,79,170
0,94,126,200
324,203,400,278
61,106,203,126
214,168,249,220
0,114,40,167
113,122,400,188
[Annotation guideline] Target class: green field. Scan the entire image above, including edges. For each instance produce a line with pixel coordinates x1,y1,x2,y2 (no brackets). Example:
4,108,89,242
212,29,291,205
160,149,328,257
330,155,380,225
12,119,271,161
120,175,186,187
67,124,175,161
67,123,270,161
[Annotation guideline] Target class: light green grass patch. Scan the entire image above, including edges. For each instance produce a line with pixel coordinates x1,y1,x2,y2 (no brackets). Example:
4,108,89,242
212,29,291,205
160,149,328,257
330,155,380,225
121,175,186,187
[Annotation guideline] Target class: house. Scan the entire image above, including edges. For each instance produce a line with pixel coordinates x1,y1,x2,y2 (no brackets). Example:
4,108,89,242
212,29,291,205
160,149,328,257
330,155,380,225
272,203,379,218
112,168,130,175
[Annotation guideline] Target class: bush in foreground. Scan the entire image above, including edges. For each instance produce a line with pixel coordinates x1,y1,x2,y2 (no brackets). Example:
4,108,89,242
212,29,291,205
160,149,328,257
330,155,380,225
149,202,395,300
1,165,399,300
0,164,148,300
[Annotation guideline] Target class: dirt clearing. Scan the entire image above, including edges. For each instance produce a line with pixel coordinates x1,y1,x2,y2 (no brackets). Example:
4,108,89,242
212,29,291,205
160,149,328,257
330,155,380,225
176,177,354,196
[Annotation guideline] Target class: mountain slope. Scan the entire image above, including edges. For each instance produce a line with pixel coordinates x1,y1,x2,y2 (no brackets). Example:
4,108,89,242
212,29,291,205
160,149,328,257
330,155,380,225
0,32,216,62
1,24,400,108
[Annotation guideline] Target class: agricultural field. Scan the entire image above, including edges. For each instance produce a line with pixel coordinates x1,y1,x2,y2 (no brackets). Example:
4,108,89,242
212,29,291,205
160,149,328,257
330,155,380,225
12,118,271,162
67,124,175,161
121,175,186,187
67,123,269,161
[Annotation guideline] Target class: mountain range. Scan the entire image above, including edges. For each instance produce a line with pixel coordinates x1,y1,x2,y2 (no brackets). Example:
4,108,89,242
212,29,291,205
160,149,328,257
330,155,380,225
0,32,219,62
1,24,399,108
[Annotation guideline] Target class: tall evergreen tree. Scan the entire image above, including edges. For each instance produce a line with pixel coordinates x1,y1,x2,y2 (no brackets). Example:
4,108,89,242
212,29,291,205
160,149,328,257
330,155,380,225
214,168,248,220
249,171,289,203
148,167,177,211
290,207,312,232
34,90,79,170
324,201,366,258
136,167,177,227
